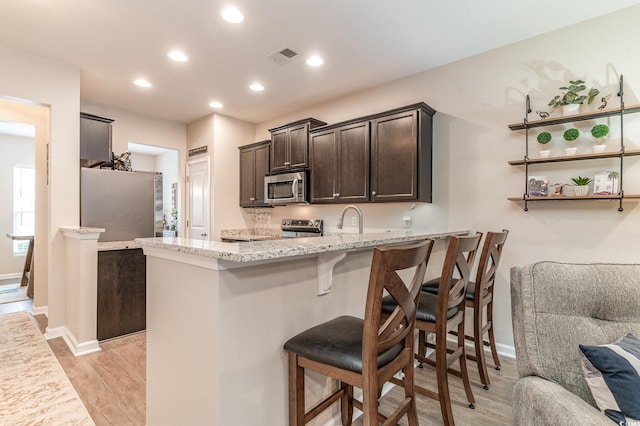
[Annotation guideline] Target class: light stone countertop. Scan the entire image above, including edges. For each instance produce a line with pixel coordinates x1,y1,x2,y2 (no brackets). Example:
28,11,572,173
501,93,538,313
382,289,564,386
136,229,469,263
97,240,142,251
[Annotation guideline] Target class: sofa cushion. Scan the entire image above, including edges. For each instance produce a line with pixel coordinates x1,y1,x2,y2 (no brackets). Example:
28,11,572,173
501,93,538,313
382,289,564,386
511,262,640,407
579,333,640,424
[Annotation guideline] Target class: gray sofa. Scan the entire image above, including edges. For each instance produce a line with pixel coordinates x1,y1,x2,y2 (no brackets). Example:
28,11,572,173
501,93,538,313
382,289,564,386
510,261,640,425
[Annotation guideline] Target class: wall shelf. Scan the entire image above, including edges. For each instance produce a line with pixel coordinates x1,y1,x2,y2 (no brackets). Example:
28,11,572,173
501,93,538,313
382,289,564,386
507,75,639,211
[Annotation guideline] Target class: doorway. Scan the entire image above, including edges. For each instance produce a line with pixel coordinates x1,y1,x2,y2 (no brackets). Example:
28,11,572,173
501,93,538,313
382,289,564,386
127,142,181,237
0,97,50,315
186,158,210,240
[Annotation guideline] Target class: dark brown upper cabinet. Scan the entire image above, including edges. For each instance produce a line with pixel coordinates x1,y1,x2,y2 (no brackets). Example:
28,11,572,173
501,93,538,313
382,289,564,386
310,121,370,203
239,140,270,207
309,102,435,204
269,118,326,173
370,104,434,202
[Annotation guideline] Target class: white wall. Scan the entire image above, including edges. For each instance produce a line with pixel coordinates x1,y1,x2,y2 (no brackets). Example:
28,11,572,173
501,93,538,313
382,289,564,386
187,113,255,239
0,134,35,276
81,102,187,235
130,153,156,172
249,6,640,350
0,46,79,326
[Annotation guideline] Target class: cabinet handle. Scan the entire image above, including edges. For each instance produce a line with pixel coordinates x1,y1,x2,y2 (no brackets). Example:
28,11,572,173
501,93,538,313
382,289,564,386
371,191,376,196
201,233,207,237
335,192,340,198
250,197,256,201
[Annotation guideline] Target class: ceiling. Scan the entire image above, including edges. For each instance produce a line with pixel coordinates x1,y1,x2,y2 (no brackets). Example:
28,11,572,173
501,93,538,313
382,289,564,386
1,1,639,125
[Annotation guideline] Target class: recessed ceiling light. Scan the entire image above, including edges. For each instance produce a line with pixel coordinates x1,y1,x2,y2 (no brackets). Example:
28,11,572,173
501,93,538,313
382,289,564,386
209,101,223,109
306,56,324,67
221,7,244,23
249,83,264,92
134,79,152,88
167,50,188,62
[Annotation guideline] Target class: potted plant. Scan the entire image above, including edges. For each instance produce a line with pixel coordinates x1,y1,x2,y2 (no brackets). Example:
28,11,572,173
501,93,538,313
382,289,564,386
571,175,592,196
548,80,599,116
536,131,552,158
591,124,609,153
563,128,580,155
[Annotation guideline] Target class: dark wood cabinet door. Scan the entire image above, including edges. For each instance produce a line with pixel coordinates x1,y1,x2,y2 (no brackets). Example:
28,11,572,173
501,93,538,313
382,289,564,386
288,124,309,170
310,129,337,203
239,147,256,206
253,143,269,205
239,141,270,207
371,110,418,202
270,129,289,172
337,121,370,203
97,249,146,341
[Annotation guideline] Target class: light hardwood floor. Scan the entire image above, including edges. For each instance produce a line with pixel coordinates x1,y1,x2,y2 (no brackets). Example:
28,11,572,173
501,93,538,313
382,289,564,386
3,301,516,425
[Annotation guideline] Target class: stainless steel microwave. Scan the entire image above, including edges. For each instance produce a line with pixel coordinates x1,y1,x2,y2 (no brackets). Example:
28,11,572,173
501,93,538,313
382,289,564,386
264,171,308,205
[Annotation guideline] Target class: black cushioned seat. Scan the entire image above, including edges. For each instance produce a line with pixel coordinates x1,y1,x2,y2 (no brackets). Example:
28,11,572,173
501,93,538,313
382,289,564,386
381,292,459,323
422,278,488,301
283,315,404,373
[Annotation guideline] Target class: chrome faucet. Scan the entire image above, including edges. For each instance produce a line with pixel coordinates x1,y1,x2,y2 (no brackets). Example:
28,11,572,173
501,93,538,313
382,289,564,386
337,204,363,234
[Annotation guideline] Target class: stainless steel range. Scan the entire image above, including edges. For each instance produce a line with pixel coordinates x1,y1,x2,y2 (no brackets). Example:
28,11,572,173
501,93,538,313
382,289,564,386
280,219,323,238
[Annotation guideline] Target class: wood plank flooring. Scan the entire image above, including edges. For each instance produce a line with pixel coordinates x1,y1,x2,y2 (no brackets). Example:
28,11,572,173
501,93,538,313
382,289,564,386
32,314,146,426
354,356,518,425
14,303,516,425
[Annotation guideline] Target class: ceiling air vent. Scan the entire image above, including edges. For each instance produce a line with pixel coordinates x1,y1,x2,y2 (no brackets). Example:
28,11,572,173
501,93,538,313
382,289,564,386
267,47,298,64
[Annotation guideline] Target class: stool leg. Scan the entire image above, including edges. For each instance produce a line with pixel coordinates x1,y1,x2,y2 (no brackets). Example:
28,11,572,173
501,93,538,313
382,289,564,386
417,330,426,368
487,302,501,370
288,353,305,426
436,333,455,426
474,305,490,390
458,320,476,409
340,383,353,426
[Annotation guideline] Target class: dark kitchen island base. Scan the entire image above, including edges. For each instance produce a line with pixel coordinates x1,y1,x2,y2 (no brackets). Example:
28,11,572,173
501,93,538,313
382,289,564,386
97,247,146,341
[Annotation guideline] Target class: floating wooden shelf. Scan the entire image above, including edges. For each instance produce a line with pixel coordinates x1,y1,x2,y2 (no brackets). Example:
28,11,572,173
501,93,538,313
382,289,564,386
508,104,640,131
508,149,640,166
507,194,640,202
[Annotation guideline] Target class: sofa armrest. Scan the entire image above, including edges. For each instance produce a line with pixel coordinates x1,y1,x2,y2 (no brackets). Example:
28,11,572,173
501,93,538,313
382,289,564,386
513,376,610,426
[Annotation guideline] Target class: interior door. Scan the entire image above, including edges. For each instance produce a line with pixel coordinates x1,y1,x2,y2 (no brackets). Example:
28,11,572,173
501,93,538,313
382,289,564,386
187,158,209,240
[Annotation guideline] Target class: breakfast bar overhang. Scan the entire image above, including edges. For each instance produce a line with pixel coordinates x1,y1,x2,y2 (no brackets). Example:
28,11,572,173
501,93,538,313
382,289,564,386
137,229,467,426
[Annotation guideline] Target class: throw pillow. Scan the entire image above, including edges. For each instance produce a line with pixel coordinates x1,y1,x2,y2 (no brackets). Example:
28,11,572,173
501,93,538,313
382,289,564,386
579,333,640,425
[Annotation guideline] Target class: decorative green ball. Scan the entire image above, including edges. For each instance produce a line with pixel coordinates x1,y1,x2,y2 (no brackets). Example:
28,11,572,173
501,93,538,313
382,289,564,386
537,131,552,145
563,128,580,142
591,124,609,139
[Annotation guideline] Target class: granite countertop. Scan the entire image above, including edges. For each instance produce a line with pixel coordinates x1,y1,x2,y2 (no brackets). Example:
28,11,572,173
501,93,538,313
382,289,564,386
136,229,469,263
97,240,142,251
219,228,281,242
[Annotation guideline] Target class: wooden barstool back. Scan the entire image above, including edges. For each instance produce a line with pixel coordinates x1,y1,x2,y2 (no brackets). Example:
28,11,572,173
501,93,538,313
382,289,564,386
466,229,509,389
284,238,435,426
413,233,482,426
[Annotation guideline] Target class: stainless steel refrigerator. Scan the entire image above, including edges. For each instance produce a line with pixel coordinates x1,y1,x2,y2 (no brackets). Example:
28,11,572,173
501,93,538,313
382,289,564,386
81,168,163,242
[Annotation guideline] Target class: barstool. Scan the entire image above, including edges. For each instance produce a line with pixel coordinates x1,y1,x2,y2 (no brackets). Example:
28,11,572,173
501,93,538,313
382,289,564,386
382,233,482,426
422,230,509,390
283,239,434,426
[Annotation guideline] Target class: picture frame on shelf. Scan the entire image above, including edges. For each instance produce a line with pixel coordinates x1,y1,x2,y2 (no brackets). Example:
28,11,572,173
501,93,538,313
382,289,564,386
593,171,620,195
528,176,548,197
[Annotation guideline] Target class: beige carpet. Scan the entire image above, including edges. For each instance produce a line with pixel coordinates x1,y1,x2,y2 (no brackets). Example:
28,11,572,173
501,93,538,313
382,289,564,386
0,311,95,425
0,283,29,304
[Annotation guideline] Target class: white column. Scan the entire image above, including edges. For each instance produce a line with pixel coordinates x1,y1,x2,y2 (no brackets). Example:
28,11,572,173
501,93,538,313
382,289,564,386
49,226,104,356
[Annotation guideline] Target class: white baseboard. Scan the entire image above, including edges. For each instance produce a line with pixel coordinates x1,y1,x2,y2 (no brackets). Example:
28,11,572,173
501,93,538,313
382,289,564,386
0,273,21,281
45,325,101,356
31,305,48,317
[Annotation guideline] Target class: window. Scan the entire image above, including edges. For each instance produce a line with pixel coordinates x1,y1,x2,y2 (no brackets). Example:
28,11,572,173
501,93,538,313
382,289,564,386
13,165,35,255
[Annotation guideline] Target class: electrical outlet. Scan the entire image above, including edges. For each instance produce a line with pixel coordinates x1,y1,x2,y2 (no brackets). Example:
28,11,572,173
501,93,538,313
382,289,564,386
351,216,357,226
402,215,411,227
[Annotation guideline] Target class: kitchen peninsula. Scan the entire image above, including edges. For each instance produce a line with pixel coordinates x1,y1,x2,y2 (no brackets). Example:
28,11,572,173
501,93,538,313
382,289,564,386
137,229,468,425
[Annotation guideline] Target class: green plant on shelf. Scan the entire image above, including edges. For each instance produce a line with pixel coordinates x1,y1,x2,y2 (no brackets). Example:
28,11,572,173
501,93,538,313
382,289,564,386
537,131,552,145
563,128,580,147
548,80,599,108
571,176,592,186
591,124,609,144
